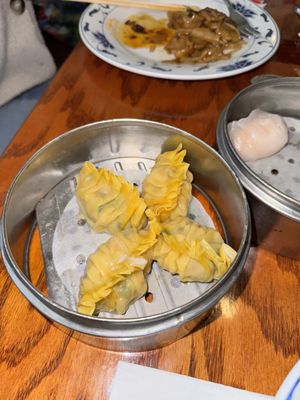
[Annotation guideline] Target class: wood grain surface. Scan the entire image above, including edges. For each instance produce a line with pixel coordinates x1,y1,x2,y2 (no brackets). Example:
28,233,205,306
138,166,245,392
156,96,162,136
0,1,299,399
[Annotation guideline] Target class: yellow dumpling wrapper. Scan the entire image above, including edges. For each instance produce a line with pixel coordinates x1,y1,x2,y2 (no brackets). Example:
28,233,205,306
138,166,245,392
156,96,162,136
76,162,147,234
97,271,147,315
153,217,237,282
159,217,224,252
77,212,161,315
142,144,193,222
167,171,193,220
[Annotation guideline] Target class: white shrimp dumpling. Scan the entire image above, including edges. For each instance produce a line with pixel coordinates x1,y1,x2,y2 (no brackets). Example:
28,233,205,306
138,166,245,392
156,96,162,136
228,109,288,162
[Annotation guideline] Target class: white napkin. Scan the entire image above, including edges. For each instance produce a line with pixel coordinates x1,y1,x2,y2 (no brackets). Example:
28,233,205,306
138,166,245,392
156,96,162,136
109,361,273,400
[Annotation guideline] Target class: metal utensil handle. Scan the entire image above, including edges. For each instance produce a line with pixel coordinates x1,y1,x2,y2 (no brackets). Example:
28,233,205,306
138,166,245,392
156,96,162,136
223,0,234,12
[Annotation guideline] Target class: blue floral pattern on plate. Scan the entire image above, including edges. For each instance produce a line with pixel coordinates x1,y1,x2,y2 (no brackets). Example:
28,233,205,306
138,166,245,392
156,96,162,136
92,31,114,49
286,376,300,400
233,2,257,18
79,0,280,80
218,59,253,72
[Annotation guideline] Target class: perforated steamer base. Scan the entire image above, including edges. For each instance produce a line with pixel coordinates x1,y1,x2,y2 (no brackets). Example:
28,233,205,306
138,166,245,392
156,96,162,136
247,116,300,201
36,157,226,319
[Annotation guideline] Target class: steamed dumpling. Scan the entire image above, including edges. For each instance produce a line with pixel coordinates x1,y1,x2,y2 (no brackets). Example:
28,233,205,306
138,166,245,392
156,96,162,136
76,162,147,234
228,109,288,162
167,171,193,220
77,211,161,315
142,144,193,222
95,271,147,315
153,217,236,282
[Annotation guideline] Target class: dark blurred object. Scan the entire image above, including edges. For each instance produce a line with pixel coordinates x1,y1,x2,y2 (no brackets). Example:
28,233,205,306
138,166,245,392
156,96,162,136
33,0,87,67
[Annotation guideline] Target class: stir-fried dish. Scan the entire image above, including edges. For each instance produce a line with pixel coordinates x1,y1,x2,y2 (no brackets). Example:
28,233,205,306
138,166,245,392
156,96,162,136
115,7,243,64
166,7,243,63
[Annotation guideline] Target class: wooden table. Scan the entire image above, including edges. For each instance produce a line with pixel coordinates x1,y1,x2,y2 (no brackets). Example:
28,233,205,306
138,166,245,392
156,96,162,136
0,1,299,399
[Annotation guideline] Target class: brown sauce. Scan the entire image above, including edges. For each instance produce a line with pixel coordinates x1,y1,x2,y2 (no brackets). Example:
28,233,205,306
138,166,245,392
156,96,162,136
117,14,173,51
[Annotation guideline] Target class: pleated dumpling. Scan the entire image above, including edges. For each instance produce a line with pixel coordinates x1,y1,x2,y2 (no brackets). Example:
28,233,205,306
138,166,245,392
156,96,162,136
95,271,147,315
142,144,193,222
77,211,161,315
153,217,237,282
76,162,147,234
167,170,193,220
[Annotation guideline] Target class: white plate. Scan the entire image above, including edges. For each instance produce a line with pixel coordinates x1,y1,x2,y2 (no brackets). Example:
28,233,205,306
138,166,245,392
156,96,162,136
79,0,280,80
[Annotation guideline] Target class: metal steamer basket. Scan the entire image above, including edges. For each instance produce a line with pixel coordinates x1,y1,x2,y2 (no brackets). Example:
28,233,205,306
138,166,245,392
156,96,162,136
217,77,300,260
1,119,251,351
